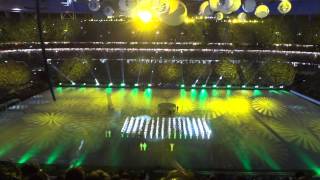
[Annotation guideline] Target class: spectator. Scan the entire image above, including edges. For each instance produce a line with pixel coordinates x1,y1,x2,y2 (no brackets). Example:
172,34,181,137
28,171,49,180
165,169,194,180
86,169,110,180
20,162,40,179
65,167,85,180
0,161,21,180
111,173,120,180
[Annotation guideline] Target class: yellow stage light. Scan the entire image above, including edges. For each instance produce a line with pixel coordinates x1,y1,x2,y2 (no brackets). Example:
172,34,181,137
237,12,247,21
184,17,195,24
160,1,187,26
215,12,224,21
138,10,153,23
168,0,179,14
278,0,292,14
255,4,269,19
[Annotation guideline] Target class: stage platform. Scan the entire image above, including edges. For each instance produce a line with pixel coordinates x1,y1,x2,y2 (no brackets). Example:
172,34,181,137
0,87,320,172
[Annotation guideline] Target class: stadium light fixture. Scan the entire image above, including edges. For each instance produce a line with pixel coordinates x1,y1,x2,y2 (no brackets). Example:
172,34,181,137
11,8,22,12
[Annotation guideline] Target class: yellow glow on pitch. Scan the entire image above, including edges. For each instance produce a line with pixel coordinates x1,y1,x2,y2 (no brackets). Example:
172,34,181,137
252,97,286,117
226,96,251,116
174,98,195,114
206,98,227,118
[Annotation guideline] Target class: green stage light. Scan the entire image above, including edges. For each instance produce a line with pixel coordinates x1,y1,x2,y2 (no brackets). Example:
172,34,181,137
120,83,126,87
269,85,274,89
0,143,15,158
148,83,152,87
71,82,76,86
58,83,62,86
191,84,196,88
202,84,206,88
18,147,39,164
242,85,246,88
255,85,259,89
46,146,64,165
280,85,284,89
212,84,217,88
134,83,139,87
83,83,86,86
227,85,232,88
108,82,113,87
180,84,185,88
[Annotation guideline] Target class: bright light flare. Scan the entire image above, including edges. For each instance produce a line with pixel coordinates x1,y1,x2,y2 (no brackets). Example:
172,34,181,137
138,10,152,23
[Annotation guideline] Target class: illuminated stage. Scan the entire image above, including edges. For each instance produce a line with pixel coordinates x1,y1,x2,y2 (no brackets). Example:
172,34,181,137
0,88,320,172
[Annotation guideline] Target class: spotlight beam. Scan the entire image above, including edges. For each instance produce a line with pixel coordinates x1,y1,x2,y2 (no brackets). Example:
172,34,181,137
205,70,212,86
181,64,185,85
121,59,125,85
193,75,201,86
150,63,155,85
137,64,142,84
105,61,112,85
90,71,100,86
216,76,223,86
50,64,75,84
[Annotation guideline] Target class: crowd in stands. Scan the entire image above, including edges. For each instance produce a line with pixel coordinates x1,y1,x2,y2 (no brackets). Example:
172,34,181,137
0,161,316,180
